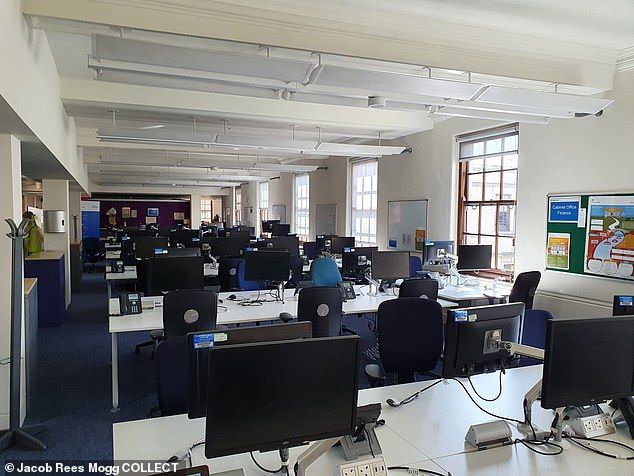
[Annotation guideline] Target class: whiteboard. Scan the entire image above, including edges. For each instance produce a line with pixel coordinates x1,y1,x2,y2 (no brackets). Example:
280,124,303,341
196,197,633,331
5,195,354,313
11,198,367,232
316,204,337,235
387,200,428,252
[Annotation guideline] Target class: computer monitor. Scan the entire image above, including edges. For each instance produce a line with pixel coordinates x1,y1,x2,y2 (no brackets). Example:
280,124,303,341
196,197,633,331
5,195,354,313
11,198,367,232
126,229,157,238
133,236,169,259
165,247,201,257
442,302,525,379
224,229,251,242
203,237,247,257
262,220,280,233
204,336,360,458
187,322,313,419
269,236,300,256
144,256,204,295
316,235,337,252
342,247,378,276
425,240,455,262
271,223,291,237
330,237,355,255
171,229,201,248
370,251,410,280
613,295,634,316
457,244,493,271
541,315,634,409
243,250,291,282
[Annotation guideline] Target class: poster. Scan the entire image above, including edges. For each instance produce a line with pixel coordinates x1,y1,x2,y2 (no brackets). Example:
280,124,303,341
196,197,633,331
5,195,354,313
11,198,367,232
546,233,571,270
548,196,581,223
122,207,131,218
415,228,426,251
145,216,157,224
131,209,137,218
147,207,160,217
174,212,185,220
584,195,634,280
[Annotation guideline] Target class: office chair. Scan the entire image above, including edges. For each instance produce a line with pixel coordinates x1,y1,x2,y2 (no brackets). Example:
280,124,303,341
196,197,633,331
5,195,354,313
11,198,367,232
163,289,218,338
218,257,241,292
154,336,187,416
399,278,439,300
309,257,342,287
518,309,552,367
509,271,541,310
365,298,443,386
82,237,103,272
302,241,318,260
409,255,423,278
286,255,306,288
297,287,343,337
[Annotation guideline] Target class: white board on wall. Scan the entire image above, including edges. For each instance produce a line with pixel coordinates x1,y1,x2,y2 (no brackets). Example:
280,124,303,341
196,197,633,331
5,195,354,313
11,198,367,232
316,204,337,235
387,199,428,252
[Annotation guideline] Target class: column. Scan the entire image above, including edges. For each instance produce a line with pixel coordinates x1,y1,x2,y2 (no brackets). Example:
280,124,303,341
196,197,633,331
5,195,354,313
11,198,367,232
69,189,83,242
190,193,202,228
0,135,23,429
42,179,71,307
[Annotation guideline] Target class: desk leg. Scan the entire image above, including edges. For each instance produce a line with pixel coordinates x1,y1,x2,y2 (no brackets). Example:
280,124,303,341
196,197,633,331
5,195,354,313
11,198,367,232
111,333,120,412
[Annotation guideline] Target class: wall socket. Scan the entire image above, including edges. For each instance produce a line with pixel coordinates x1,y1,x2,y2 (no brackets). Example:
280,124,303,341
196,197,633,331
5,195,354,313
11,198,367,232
335,456,388,476
570,412,616,438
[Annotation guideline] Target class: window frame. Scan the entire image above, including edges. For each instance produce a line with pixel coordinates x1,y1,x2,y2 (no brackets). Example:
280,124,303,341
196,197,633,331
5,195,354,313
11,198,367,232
350,158,378,246
200,196,212,223
234,187,241,225
294,174,310,241
259,181,269,223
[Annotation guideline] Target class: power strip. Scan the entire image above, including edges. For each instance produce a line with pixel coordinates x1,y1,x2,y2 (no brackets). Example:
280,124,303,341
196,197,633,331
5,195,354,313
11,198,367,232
570,412,616,438
335,456,388,476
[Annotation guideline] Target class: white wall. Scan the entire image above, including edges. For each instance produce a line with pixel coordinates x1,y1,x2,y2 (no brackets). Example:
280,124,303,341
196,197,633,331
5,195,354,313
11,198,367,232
269,173,294,224
309,158,348,237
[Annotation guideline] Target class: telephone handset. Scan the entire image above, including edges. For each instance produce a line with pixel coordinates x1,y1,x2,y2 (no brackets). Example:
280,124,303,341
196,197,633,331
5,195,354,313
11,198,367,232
119,292,143,315
338,281,357,301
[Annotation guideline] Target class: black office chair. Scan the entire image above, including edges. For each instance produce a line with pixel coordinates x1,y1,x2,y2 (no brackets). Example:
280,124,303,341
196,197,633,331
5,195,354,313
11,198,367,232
286,255,306,288
399,278,439,300
154,336,187,416
165,247,201,257
509,271,541,310
82,237,103,272
302,241,318,260
297,287,343,337
218,257,241,292
365,298,443,386
163,289,218,338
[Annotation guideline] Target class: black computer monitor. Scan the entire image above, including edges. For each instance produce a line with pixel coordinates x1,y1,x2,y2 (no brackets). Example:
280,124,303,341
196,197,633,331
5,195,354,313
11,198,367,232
613,295,634,316
126,229,157,238
271,223,291,237
457,245,493,271
133,236,169,259
269,236,300,256
425,240,455,262
316,235,337,252
165,247,201,257
244,250,291,282
330,237,355,255
204,336,360,458
342,247,377,275
187,322,313,419
224,229,251,242
370,251,410,280
442,302,525,379
541,315,634,409
203,237,247,257
144,256,204,295
262,220,280,233
171,229,201,248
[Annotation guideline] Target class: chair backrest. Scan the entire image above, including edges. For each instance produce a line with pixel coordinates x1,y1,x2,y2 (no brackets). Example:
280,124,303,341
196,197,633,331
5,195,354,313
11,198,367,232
409,255,423,278
302,242,318,260
287,255,305,288
236,259,262,291
163,289,218,338
377,298,443,383
399,278,439,300
145,256,204,296
519,309,552,366
509,271,541,310
82,237,101,255
166,247,201,257
297,286,343,337
218,257,241,292
309,257,342,287
155,336,187,416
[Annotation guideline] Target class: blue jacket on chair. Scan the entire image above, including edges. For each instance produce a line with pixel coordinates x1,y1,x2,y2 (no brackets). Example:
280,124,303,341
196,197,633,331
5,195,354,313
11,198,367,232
309,257,342,286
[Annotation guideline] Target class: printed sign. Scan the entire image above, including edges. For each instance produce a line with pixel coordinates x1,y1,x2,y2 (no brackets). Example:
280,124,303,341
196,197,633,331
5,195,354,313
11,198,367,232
548,196,581,223
546,233,571,270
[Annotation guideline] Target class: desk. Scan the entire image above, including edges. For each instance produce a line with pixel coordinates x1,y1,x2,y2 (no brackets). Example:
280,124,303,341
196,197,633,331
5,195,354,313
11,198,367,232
438,281,511,306
204,263,218,277
105,266,138,299
106,250,121,260
112,366,630,475
108,288,456,410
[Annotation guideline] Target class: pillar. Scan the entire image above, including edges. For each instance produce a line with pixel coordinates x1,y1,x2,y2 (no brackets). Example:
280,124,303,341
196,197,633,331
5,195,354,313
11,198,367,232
190,193,202,228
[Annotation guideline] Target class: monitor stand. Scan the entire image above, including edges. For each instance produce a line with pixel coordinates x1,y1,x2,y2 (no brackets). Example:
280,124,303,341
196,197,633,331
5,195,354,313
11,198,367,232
277,282,286,304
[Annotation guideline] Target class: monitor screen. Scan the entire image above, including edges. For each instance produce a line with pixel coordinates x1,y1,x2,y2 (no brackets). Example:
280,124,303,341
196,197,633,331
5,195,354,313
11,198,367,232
425,240,455,262
370,251,410,280
342,247,378,274
330,237,355,255
269,236,300,256
244,250,291,282
541,316,634,409
204,237,247,257
145,256,204,295
316,235,336,252
271,223,291,237
205,336,360,458
170,229,201,248
457,245,493,270
262,220,280,233
442,303,525,379
187,322,313,418
134,236,169,259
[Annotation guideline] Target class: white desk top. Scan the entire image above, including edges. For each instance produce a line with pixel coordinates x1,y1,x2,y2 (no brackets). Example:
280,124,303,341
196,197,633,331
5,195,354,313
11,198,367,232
105,266,137,281
438,282,511,302
106,250,121,260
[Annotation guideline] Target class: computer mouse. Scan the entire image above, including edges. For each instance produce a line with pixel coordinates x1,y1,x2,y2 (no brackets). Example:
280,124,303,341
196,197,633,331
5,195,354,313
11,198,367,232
228,294,237,300
279,312,293,323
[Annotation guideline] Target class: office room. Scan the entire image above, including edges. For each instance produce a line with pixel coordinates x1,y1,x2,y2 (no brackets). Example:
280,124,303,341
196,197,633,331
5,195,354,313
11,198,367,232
1,0,633,474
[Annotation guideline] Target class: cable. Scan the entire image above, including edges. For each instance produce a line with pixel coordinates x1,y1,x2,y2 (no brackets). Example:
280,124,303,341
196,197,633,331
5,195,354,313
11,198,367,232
386,379,443,407
467,370,503,402
450,378,524,425
363,427,375,458
250,451,284,473
388,466,449,476
565,435,634,460
514,436,563,456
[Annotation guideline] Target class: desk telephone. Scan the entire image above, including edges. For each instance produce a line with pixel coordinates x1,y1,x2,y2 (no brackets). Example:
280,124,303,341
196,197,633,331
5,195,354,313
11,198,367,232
338,281,357,300
119,292,143,315
110,261,125,273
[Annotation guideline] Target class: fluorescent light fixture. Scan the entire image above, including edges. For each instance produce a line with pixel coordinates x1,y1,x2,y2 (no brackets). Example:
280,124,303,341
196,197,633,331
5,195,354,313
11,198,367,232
214,135,317,152
97,127,215,147
434,107,550,124
92,35,315,83
476,86,613,115
308,64,483,100
315,142,406,156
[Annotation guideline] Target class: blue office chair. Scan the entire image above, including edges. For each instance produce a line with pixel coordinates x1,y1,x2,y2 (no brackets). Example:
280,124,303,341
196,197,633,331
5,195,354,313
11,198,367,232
518,309,552,367
409,255,423,278
365,298,443,386
154,336,187,416
309,257,342,286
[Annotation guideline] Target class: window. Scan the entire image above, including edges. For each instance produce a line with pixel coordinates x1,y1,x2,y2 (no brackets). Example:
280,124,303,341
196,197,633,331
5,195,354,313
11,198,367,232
350,159,378,246
457,126,518,274
200,196,212,223
234,187,241,225
259,181,269,222
294,174,310,241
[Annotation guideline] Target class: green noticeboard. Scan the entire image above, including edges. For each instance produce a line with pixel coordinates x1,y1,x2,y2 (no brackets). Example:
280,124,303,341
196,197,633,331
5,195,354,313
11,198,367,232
546,193,634,282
